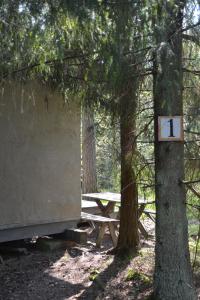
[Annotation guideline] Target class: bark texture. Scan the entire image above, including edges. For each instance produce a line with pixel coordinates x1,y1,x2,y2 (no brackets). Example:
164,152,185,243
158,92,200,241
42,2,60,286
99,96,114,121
153,1,196,299
114,2,140,255
117,81,139,255
82,106,97,193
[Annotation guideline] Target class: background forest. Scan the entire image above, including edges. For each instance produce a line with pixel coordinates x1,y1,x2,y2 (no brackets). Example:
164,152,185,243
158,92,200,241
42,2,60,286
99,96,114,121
0,0,200,299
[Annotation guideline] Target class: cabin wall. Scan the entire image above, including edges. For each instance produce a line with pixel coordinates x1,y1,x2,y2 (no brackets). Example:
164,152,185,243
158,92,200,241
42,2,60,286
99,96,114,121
0,81,81,239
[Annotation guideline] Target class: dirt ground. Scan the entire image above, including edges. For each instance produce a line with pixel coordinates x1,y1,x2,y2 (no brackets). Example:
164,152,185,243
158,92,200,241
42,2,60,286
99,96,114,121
0,222,199,300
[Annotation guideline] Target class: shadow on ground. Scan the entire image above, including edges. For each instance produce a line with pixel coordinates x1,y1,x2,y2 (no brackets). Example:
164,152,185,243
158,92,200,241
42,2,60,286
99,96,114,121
78,254,133,300
0,241,84,300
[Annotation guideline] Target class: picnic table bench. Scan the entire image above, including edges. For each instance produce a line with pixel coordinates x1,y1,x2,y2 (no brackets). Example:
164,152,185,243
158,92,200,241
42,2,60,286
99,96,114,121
81,192,155,246
81,200,100,214
81,212,119,247
143,209,156,222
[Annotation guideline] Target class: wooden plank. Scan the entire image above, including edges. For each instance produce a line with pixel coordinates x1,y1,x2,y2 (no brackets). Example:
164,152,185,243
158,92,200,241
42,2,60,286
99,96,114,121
81,212,119,247
82,192,154,205
96,223,107,247
81,212,119,223
82,192,121,203
81,200,98,208
143,209,156,215
138,221,149,239
108,223,118,247
143,209,156,222
81,200,100,214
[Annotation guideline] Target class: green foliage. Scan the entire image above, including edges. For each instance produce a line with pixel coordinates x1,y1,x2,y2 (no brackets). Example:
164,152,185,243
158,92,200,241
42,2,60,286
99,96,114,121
189,236,200,265
125,269,152,284
89,268,100,281
0,1,151,107
95,112,120,191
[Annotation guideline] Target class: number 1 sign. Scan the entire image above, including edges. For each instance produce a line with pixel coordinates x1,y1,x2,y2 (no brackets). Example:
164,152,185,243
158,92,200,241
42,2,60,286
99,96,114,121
158,116,184,141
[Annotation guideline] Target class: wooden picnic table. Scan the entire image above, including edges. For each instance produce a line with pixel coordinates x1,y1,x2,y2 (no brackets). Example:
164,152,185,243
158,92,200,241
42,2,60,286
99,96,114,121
82,192,155,240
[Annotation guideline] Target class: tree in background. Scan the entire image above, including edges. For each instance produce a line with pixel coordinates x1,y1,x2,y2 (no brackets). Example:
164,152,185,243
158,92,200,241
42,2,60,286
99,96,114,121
110,2,139,255
64,1,148,255
82,102,97,193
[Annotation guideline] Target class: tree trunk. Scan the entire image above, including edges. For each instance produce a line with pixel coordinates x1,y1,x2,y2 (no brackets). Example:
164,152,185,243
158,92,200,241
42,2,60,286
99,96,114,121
82,105,97,193
153,1,196,299
113,2,140,255
116,82,139,255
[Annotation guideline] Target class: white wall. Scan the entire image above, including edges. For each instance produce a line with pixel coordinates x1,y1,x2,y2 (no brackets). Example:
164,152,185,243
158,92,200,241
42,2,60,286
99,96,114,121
0,81,81,231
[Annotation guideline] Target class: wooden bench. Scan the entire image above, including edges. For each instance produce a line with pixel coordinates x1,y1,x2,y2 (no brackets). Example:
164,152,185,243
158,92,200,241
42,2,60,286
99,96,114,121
143,209,156,222
81,212,119,247
81,200,100,215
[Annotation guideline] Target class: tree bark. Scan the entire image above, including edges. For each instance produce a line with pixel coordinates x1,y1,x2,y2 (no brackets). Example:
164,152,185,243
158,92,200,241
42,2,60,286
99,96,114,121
153,1,196,299
113,2,140,255
116,81,139,255
117,118,139,255
82,105,97,193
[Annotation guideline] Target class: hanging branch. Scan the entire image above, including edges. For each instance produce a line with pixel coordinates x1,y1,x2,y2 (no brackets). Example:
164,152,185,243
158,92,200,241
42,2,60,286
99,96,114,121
181,179,200,186
182,20,200,33
183,68,200,76
182,34,200,46
184,183,200,210
1,51,92,79
186,202,200,210
184,130,200,136
192,212,200,270
134,117,154,141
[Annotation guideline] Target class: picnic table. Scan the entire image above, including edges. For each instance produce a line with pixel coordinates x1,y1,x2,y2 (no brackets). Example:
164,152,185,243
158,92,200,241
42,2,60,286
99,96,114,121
82,192,155,245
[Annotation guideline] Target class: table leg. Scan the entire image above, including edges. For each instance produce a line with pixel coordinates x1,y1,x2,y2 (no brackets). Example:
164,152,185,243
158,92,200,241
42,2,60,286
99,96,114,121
108,223,118,247
101,201,116,216
138,221,149,239
138,203,145,217
103,202,119,245
95,201,118,246
96,223,107,247
137,203,149,238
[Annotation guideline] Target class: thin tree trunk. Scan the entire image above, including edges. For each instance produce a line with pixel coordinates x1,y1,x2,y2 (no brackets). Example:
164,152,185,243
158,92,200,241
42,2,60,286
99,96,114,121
82,105,97,193
112,2,140,255
153,1,196,299
117,113,139,255
116,82,139,255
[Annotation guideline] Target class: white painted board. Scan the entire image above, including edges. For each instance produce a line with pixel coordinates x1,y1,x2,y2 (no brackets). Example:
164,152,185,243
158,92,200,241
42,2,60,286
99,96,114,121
158,116,184,141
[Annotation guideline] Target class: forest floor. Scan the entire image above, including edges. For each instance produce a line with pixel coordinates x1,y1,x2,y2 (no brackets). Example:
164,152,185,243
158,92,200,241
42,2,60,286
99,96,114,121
0,220,199,300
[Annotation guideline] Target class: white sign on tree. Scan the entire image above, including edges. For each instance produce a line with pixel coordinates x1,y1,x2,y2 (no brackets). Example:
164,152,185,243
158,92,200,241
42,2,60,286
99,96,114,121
158,116,184,141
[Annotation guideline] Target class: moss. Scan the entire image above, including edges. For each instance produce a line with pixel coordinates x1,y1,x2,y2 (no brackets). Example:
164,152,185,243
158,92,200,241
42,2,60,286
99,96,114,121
125,269,152,284
89,269,100,281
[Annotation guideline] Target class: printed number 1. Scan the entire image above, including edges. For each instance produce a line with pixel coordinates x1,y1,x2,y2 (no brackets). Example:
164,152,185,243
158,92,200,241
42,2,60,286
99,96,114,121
168,119,175,137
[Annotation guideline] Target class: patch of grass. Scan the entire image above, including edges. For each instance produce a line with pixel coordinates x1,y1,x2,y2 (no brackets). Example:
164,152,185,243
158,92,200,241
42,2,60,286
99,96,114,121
189,237,200,253
89,269,100,281
125,269,152,284
139,248,154,258
88,268,105,290
188,224,199,237
189,237,200,266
